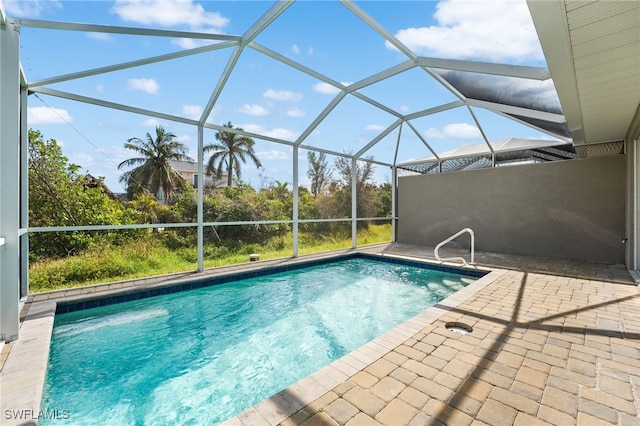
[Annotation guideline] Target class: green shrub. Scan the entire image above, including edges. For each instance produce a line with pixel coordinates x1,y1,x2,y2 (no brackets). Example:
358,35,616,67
29,224,392,292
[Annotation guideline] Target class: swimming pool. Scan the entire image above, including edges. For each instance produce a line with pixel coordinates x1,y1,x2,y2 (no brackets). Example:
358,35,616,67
41,254,484,425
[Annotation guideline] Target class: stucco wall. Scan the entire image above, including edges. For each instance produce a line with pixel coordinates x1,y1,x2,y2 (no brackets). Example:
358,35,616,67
397,155,626,264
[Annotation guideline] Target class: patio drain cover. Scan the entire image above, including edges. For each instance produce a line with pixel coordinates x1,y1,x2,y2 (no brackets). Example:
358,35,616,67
445,322,473,334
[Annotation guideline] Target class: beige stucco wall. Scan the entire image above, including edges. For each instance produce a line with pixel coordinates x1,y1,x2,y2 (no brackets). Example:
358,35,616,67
397,155,626,264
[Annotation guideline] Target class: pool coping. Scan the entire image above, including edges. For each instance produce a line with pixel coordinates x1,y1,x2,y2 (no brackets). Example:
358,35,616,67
0,249,500,426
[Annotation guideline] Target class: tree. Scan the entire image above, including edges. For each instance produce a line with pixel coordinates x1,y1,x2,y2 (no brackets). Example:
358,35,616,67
373,182,393,218
272,180,290,202
118,125,192,203
334,154,377,224
307,151,332,196
334,155,374,192
128,193,171,225
204,121,262,187
28,129,130,258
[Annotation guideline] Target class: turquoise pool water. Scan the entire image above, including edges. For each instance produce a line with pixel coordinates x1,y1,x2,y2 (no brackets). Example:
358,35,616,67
41,257,478,425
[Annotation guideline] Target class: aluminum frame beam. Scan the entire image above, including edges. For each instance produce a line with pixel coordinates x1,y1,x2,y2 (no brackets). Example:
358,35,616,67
404,101,465,121
417,57,551,80
30,86,199,126
405,121,440,161
250,42,344,90
201,1,292,125
242,1,293,45
466,98,566,124
200,45,244,125
20,86,28,299
348,61,415,92
292,146,299,257
340,0,417,62
0,17,21,342
28,41,237,89
197,125,204,272
13,17,240,41
294,91,348,146
355,119,402,158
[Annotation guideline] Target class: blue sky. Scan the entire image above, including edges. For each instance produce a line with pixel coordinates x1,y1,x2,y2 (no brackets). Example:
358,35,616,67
3,0,556,192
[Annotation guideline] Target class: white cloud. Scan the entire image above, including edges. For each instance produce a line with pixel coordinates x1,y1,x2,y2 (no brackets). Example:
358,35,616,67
28,107,72,124
112,0,229,49
172,38,221,49
102,146,134,167
313,81,352,95
173,38,198,49
388,0,543,63
127,78,159,94
182,105,203,120
313,82,338,95
68,152,94,168
142,118,160,127
2,0,61,17
238,104,269,116
264,128,298,140
263,89,302,102
177,134,192,143
399,105,410,113
111,0,229,31
287,108,306,118
402,157,419,163
256,150,289,161
240,124,266,134
87,32,113,41
365,124,385,132
291,44,300,55
425,123,480,139
96,85,106,93
307,47,314,56
241,124,298,141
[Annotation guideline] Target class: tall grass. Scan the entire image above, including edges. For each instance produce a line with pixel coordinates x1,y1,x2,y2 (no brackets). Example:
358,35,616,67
29,223,392,292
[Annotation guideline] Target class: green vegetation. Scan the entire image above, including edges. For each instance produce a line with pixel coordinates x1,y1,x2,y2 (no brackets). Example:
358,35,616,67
28,129,138,258
27,129,393,292
29,224,391,292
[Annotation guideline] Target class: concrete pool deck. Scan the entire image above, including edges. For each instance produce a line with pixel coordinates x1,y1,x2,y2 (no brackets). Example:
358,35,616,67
2,243,639,425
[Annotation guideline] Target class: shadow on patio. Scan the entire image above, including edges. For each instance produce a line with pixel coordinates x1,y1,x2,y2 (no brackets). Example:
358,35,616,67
244,246,640,425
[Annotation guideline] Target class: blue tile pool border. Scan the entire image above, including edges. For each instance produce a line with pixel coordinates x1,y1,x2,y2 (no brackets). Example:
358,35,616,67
54,253,487,315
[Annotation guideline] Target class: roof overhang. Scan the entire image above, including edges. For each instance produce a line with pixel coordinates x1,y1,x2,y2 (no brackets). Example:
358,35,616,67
527,0,640,146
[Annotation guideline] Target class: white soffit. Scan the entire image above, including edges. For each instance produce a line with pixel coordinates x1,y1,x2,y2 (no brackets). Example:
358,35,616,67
528,0,640,146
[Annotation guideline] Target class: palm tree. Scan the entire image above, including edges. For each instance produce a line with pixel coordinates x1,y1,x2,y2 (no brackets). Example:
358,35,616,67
204,121,262,187
272,180,290,203
118,125,193,203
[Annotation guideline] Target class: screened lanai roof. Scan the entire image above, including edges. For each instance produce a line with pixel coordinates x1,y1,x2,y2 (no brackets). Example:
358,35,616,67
1,0,574,190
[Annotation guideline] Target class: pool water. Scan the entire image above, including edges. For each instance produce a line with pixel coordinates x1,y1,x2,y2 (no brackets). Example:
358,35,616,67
41,257,477,425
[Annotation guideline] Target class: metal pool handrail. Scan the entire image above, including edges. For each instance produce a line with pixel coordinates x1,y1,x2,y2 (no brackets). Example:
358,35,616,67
434,228,475,266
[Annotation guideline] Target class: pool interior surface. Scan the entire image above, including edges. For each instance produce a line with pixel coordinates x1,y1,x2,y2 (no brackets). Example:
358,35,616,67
41,256,480,425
